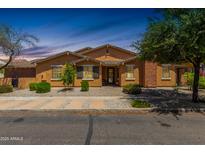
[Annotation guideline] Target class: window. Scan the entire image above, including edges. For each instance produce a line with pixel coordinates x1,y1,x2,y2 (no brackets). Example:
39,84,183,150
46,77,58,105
0,69,4,78
83,65,93,80
162,65,171,79
51,65,62,80
76,66,83,79
126,65,134,79
93,66,99,79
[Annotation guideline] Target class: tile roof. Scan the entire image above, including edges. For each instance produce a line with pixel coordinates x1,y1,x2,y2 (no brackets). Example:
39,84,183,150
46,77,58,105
0,59,35,68
74,47,92,54
33,51,85,64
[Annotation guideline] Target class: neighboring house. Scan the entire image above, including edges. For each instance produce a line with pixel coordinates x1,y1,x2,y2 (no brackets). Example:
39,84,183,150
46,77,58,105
0,59,36,88
0,44,192,88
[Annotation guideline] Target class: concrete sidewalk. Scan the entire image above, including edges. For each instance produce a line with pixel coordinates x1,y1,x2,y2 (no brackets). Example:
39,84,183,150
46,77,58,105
0,96,132,111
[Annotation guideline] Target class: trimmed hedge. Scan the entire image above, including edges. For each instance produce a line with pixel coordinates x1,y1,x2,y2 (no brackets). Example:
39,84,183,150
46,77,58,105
29,83,38,91
0,85,13,93
36,82,51,93
122,84,142,94
81,80,89,91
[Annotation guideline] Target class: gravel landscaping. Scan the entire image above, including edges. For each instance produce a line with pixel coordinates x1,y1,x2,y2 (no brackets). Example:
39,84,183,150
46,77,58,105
0,87,128,97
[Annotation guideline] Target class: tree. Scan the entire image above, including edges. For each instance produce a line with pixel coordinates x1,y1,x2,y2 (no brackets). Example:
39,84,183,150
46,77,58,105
133,9,205,102
0,25,38,70
61,63,76,88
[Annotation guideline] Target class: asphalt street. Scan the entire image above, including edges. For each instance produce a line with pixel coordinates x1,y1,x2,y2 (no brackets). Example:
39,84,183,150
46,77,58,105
0,112,204,144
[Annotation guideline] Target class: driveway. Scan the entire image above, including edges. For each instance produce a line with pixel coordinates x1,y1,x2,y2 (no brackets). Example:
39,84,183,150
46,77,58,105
0,96,132,110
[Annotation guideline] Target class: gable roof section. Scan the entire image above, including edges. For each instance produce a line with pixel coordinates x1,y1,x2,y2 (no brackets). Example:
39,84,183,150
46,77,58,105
122,56,138,64
31,44,138,65
74,47,92,54
80,44,137,56
33,51,85,64
72,56,101,65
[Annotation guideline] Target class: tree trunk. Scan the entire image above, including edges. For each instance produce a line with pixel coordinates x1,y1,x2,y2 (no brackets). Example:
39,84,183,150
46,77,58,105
192,63,200,102
0,55,13,70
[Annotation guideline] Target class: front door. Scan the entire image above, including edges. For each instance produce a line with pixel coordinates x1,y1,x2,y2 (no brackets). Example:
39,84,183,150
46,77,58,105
12,77,18,88
107,68,115,84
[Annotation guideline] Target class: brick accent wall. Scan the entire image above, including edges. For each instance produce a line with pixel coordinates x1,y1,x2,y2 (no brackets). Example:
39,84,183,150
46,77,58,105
144,61,157,87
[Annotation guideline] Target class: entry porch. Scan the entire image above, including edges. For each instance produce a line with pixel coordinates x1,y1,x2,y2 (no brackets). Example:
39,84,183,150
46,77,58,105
102,65,120,86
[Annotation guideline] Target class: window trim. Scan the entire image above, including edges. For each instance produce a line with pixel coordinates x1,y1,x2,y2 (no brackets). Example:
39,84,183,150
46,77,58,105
161,64,171,80
82,65,94,80
51,65,63,81
125,64,135,80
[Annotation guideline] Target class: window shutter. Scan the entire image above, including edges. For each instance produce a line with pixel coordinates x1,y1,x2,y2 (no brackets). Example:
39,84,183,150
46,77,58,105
77,66,83,79
93,66,99,79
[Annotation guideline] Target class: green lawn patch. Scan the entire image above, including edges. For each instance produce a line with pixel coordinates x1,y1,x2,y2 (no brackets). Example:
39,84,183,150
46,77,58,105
131,100,151,108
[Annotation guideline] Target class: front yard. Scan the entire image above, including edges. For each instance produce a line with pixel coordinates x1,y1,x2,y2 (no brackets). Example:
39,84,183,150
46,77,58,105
132,88,205,111
0,86,205,111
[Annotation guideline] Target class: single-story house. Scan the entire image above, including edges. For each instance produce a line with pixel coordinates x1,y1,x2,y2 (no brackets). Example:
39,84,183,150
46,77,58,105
0,44,193,89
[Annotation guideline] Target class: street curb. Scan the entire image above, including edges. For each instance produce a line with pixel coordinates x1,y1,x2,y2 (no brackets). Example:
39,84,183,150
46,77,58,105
151,108,205,113
0,107,204,117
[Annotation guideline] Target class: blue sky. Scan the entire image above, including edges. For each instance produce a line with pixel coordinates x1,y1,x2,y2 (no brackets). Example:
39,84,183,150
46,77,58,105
0,8,159,59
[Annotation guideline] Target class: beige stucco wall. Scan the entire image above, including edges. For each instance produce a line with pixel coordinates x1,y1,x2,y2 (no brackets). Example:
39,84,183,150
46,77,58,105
119,59,143,86
0,78,12,85
36,54,102,87
156,64,177,87
18,78,36,89
0,77,36,89
73,61,102,87
36,53,80,87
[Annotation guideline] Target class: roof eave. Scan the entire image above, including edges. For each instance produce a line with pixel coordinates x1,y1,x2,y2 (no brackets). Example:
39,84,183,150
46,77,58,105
34,51,84,64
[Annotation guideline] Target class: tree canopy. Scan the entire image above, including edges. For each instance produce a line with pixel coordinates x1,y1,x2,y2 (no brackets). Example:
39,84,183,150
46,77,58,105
133,9,205,102
133,9,205,65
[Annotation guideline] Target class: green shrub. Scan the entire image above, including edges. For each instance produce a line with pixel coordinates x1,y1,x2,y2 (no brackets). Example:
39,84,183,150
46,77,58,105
81,80,89,91
36,82,51,93
131,100,151,108
29,82,38,91
199,77,205,89
184,72,194,88
0,85,13,93
184,72,205,89
122,84,142,94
